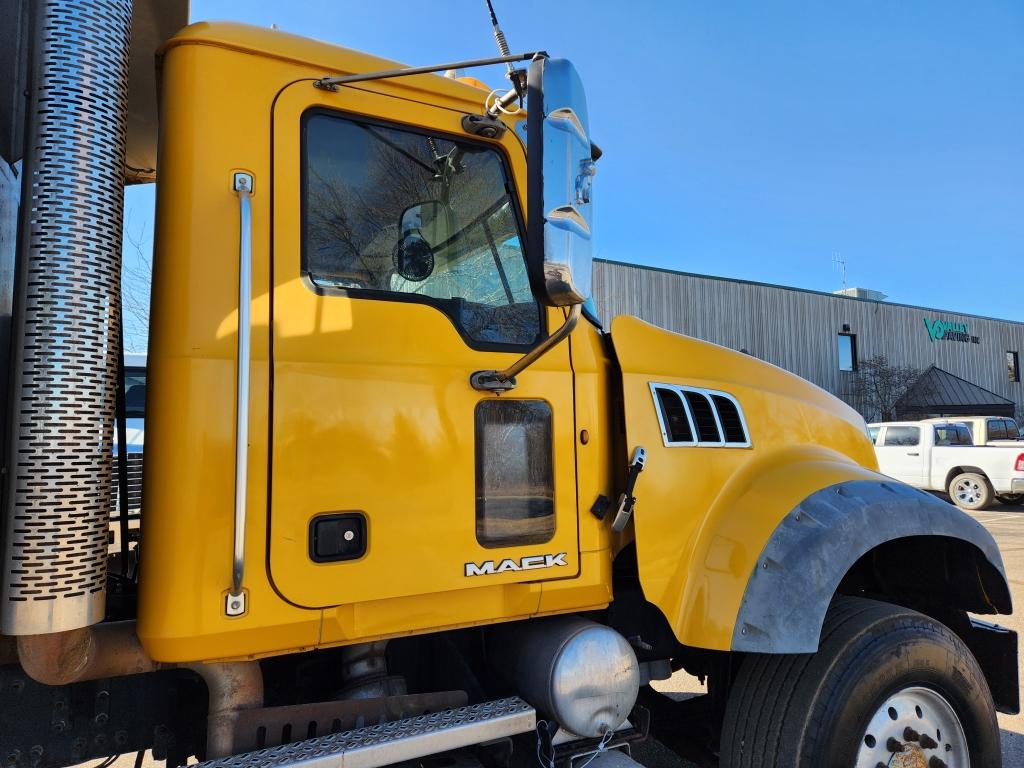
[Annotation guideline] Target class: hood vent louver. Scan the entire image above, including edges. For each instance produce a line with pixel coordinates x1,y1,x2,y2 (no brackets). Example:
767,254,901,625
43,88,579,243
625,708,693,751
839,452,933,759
683,392,721,443
653,387,693,443
650,383,751,449
711,395,747,444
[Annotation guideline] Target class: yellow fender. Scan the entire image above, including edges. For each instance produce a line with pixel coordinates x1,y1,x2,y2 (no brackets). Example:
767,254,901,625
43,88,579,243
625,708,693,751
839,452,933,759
609,315,1009,652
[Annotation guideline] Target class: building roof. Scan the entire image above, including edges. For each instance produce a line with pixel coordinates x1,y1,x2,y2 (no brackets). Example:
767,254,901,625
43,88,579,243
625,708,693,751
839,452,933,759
595,258,1024,327
896,365,1015,417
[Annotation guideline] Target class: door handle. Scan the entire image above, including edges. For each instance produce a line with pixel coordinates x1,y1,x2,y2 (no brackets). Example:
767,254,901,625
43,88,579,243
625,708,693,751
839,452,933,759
907,452,920,456
227,172,253,618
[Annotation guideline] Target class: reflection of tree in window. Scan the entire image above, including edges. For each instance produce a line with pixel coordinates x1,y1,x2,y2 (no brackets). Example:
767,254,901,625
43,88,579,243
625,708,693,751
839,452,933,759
303,115,541,346
475,400,554,548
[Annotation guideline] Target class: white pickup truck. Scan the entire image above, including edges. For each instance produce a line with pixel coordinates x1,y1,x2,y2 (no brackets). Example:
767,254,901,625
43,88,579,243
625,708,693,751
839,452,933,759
869,420,1024,510
923,415,1022,445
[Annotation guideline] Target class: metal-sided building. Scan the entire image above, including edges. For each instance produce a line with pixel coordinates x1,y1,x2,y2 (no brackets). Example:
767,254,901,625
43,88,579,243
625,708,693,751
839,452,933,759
593,259,1024,423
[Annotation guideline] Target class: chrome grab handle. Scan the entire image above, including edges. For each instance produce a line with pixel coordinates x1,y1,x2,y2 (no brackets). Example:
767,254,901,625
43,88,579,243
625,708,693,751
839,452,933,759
228,172,253,617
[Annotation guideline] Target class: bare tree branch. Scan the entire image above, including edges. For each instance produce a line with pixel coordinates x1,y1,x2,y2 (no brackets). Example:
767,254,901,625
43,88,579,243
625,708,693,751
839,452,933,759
850,355,927,421
121,214,152,354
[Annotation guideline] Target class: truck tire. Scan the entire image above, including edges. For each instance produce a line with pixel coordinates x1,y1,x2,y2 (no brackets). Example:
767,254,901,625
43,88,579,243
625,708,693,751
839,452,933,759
948,471,994,511
720,596,1000,768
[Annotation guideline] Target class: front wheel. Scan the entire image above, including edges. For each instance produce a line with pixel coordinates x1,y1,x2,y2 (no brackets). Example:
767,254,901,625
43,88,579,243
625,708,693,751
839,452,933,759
720,596,1001,767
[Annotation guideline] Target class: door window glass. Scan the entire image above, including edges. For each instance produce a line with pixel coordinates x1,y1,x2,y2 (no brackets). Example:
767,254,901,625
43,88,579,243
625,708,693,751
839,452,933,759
883,426,920,447
302,111,542,348
475,400,554,548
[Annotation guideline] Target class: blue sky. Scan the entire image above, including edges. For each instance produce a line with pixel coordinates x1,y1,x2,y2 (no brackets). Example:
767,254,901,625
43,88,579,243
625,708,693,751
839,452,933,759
124,0,1024,336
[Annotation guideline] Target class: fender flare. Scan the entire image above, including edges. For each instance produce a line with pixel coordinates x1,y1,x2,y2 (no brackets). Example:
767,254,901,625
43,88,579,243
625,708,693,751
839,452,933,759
943,465,989,489
731,479,1011,653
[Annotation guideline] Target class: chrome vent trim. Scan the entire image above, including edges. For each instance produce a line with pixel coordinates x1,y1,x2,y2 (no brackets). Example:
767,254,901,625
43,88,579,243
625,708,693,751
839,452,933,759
2,0,133,634
649,383,751,449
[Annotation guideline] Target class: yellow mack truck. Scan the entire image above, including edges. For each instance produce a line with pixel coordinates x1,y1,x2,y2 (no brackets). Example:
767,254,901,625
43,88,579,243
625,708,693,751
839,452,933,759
0,1,1017,767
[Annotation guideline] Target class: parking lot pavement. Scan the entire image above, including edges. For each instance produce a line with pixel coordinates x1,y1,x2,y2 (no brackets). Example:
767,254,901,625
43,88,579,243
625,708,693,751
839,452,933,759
645,498,1024,767
970,501,1024,765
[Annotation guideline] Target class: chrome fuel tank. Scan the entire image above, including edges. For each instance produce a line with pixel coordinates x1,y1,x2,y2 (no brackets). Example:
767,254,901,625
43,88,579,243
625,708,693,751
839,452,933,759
490,616,639,737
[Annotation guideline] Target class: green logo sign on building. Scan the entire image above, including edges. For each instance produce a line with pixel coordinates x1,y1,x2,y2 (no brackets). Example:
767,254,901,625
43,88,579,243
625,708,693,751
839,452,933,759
924,317,980,344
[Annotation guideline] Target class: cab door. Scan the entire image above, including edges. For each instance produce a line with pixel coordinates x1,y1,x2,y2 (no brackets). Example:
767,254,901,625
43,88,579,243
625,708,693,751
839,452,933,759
877,425,925,486
268,81,579,612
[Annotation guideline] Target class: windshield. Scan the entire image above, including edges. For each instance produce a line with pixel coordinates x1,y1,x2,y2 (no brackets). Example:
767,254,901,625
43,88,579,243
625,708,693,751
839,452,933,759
302,112,541,347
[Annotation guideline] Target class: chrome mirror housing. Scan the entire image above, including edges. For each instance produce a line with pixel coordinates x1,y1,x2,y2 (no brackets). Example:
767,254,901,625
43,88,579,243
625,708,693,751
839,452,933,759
526,57,595,307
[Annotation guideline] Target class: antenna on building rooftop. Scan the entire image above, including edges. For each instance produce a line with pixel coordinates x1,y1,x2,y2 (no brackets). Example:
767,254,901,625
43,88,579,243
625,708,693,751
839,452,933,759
832,251,847,291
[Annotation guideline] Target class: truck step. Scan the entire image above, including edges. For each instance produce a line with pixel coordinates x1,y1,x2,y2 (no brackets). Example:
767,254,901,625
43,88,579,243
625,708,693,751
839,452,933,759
190,697,536,768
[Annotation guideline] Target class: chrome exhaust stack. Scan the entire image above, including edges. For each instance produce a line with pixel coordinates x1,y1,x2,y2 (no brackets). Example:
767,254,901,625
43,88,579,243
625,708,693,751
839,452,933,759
0,4,269,761
1,0,132,635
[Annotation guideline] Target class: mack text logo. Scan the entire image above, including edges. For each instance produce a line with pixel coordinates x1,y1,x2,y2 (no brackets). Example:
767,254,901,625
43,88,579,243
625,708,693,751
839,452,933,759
924,317,980,344
464,553,568,577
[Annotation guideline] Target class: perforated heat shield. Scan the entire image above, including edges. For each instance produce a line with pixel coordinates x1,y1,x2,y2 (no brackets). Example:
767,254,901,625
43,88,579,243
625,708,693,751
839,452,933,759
2,0,133,634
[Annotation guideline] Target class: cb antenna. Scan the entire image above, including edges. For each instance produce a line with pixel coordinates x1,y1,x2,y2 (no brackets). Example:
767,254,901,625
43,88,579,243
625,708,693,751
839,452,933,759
832,251,847,291
485,0,527,99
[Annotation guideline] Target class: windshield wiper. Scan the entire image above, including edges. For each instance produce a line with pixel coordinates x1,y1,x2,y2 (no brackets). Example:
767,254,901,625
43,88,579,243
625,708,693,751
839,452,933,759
482,219,515,305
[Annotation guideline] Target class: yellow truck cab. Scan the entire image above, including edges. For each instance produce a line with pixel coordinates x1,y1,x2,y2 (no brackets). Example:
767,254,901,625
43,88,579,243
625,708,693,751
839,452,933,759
0,3,1016,768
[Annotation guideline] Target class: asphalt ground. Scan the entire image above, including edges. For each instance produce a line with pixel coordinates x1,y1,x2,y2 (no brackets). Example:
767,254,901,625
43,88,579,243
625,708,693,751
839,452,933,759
645,497,1024,767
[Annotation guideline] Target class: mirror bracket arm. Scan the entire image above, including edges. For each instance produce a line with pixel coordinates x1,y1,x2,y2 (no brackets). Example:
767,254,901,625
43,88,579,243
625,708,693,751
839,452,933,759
313,51,546,91
461,114,508,140
470,304,582,393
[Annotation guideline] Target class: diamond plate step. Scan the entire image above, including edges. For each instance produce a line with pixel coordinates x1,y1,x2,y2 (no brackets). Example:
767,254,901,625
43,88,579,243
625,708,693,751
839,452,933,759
191,697,536,768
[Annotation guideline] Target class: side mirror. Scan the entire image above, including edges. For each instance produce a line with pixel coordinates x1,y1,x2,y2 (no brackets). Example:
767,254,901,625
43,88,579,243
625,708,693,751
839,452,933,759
469,58,594,392
393,201,447,282
526,57,595,307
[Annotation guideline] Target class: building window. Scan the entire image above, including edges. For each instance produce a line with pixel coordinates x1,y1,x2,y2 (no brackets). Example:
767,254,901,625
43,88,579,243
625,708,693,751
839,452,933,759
1008,351,1020,383
837,333,857,372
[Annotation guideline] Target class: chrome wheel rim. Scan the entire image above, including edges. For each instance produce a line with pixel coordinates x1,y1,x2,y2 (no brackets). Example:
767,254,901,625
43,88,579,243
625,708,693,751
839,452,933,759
953,478,983,506
855,686,969,767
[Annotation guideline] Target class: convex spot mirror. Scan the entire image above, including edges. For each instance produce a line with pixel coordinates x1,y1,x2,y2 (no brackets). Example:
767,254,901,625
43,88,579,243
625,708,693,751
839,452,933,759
393,200,450,282
526,57,595,307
